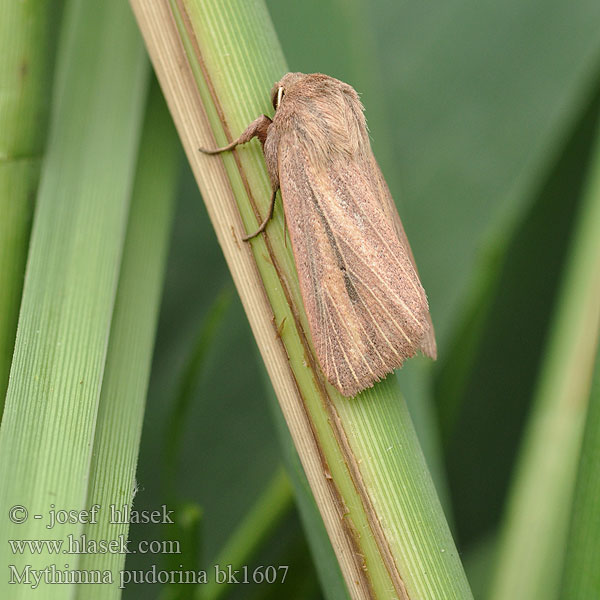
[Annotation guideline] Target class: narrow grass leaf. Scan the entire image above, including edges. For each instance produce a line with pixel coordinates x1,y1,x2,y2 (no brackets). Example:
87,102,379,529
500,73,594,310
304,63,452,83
131,0,473,597
75,79,180,599
0,0,148,597
202,467,294,600
440,84,600,547
265,374,350,600
0,0,63,410
559,347,600,598
489,100,600,600
164,286,233,494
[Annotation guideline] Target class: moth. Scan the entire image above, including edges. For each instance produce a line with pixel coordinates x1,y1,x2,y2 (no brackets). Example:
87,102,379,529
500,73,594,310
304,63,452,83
201,72,436,397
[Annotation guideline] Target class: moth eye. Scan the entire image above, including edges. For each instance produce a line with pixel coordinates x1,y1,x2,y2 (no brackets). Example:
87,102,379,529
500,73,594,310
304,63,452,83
273,86,285,110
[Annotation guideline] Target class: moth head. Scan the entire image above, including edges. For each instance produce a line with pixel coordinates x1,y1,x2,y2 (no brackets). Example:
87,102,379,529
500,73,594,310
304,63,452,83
271,72,308,112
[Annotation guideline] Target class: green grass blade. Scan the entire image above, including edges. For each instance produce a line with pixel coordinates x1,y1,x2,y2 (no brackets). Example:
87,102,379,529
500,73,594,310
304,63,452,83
160,502,203,600
439,83,600,550
131,0,473,597
559,347,600,598
164,286,233,494
202,467,294,600
488,101,600,600
0,0,148,596
75,79,179,599
0,0,62,410
265,378,350,600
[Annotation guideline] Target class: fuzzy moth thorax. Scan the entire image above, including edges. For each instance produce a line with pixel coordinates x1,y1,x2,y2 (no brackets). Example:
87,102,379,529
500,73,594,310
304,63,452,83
271,72,370,164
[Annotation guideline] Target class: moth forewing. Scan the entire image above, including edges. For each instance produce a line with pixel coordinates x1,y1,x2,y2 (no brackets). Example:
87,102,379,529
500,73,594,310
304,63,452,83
278,144,430,396
200,72,435,397
369,154,437,360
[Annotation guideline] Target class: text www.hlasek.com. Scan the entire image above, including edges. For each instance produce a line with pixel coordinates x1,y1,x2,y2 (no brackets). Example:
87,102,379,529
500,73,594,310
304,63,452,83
9,535,178,555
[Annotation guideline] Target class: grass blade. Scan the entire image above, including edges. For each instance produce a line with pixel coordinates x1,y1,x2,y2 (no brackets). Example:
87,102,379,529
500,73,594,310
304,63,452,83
439,82,600,549
75,78,180,599
0,0,62,409
265,377,350,600
0,0,148,596
202,467,294,600
488,98,600,600
559,347,600,598
131,2,473,597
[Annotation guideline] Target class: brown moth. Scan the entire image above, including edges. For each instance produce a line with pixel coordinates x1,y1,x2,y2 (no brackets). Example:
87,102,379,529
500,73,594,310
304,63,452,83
201,72,436,397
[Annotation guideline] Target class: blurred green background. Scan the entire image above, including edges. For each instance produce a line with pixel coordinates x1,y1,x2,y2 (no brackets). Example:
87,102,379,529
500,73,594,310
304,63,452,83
116,0,599,598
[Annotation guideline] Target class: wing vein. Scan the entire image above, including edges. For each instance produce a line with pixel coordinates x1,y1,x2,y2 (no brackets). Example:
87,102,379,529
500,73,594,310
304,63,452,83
323,289,364,387
352,170,423,298
336,234,422,332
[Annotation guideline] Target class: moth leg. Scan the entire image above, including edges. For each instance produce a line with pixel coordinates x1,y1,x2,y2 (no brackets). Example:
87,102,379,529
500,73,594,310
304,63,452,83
199,114,272,154
242,186,279,241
